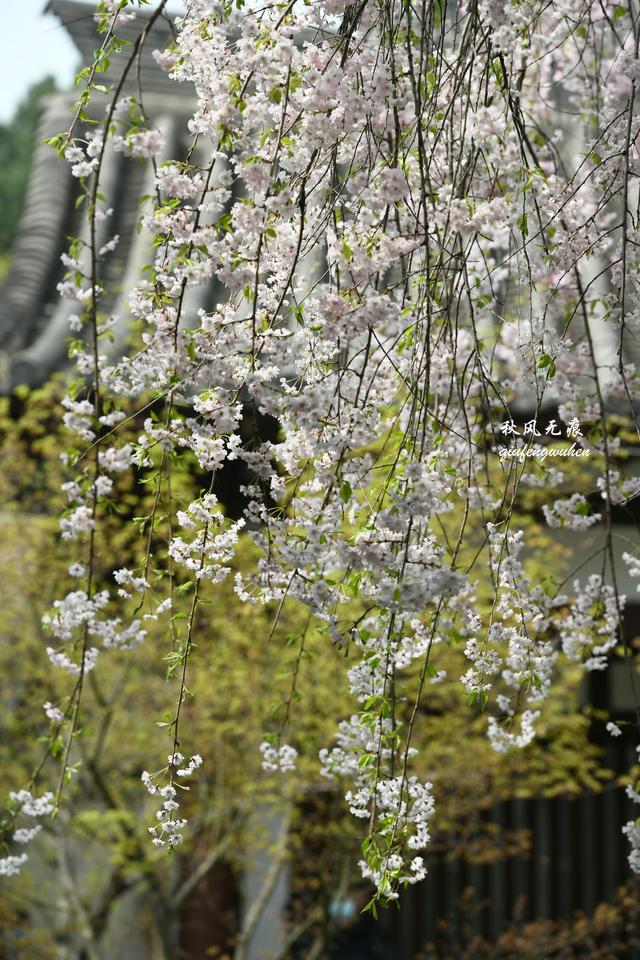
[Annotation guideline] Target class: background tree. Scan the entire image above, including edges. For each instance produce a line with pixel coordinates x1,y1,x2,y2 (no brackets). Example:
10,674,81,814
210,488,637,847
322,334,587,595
0,383,630,958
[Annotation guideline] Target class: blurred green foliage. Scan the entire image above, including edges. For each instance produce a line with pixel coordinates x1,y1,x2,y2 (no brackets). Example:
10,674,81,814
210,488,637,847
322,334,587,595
0,381,617,958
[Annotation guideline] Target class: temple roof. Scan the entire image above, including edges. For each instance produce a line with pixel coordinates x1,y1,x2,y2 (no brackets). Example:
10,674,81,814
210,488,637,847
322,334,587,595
45,0,177,95
0,2,195,390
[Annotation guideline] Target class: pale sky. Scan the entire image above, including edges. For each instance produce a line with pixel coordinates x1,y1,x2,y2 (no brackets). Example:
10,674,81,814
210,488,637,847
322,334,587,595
1,0,79,123
0,1,183,124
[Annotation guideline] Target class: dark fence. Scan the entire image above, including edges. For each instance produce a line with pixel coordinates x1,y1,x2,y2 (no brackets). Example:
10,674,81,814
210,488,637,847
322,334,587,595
389,739,640,958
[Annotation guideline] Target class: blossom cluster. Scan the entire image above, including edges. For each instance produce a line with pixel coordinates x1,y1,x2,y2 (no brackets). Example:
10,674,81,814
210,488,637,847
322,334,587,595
0,791,54,876
142,753,203,848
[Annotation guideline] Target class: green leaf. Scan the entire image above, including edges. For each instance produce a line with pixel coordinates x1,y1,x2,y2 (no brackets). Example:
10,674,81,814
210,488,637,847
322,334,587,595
340,480,352,502
518,212,528,237
538,354,556,379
